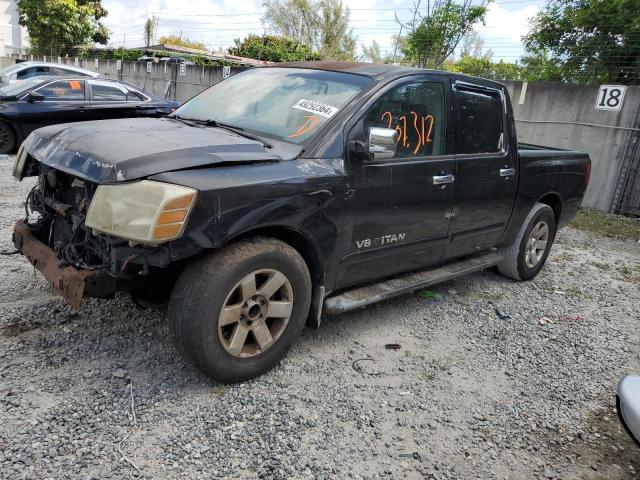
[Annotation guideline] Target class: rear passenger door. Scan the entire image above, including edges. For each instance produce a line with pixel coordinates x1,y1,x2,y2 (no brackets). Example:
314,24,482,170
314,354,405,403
446,81,517,259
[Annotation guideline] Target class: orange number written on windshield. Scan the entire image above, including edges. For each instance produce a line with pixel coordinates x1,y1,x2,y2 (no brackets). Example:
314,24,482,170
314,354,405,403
289,114,319,138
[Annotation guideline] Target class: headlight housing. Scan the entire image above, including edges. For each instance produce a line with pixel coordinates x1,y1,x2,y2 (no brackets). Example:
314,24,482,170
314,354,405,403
85,180,198,244
12,145,27,180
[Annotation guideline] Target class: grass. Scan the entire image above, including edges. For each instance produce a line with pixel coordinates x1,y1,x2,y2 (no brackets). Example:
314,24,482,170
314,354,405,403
570,209,640,241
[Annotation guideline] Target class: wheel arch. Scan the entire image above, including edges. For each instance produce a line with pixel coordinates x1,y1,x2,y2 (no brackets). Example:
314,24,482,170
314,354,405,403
225,225,325,286
537,192,562,224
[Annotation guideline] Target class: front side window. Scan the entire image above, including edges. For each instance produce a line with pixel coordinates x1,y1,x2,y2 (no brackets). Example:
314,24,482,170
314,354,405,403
354,81,446,158
174,68,372,145
35,80,86,100
454,86,504,154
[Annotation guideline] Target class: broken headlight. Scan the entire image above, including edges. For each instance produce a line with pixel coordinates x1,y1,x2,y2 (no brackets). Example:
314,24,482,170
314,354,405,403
12,145,27,180
85,180,197,244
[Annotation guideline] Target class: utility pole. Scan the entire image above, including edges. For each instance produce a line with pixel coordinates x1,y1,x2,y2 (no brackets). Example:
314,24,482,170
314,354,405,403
120,34,125,81
392,24,403,64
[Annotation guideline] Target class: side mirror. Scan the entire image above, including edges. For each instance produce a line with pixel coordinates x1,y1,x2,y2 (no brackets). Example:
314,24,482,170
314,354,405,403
27,92,45,103
618,376,640,447
368,127,398,160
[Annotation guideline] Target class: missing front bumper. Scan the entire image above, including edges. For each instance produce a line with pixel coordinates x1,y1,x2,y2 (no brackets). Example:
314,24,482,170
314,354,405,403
12,220,115,308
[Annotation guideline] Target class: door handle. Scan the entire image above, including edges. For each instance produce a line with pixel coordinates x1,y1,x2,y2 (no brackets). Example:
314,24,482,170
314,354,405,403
500,168,515,177
433,174,455,186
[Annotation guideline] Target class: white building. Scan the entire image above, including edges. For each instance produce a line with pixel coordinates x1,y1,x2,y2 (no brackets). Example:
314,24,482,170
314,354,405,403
0,0,29,56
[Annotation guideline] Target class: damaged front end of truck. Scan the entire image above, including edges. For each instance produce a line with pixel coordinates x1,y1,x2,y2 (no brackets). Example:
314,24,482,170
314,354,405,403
13,154,192,307
10,116,304,308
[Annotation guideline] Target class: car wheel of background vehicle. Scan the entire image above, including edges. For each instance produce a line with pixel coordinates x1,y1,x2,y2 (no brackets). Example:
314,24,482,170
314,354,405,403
0,121,16,154
497,202,556,281
168,237,312,383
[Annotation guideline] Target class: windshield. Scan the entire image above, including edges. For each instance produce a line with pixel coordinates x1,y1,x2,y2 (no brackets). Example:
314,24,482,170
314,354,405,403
173,67,372,144
0,77,46,97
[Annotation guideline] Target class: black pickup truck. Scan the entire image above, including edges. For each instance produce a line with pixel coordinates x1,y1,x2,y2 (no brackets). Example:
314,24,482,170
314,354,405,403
12,62,591,382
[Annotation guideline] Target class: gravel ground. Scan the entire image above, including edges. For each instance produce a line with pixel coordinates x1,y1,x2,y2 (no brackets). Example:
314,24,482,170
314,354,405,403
1,155,639,480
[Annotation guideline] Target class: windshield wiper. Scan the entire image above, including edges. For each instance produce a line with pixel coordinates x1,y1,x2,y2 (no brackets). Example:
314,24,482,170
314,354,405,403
202,119,272,149
169,115,272,149
170,115,201,128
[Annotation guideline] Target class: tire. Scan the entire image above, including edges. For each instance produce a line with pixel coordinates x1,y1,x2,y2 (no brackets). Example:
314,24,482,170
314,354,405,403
0,121,16,154
168,237,312,383
497,203,556,281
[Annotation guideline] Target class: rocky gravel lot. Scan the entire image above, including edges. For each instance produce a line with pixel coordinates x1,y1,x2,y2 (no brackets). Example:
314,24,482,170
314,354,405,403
1,156,639,479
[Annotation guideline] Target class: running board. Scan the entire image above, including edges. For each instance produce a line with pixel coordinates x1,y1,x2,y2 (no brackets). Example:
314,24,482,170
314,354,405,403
323,251,504,315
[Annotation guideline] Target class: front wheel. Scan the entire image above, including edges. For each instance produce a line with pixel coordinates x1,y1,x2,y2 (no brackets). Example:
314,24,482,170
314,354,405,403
168,237,311,383
498,203,557,281
0,121,16,154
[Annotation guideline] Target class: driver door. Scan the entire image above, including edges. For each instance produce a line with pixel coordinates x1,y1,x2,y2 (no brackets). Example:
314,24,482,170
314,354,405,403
336,77,456,288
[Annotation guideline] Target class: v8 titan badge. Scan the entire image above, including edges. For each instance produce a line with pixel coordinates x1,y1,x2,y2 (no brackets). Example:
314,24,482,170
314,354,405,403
292,98,339,118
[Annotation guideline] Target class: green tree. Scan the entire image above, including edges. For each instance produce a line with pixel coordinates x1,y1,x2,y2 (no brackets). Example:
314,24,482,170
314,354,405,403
159,35,208,52
402,0,489,67
459,29,487,58
520,48,563,82
17,0,109,55
443,55,524,81
317,0,356,60
523,0,640,84
263,0,357,60
144,18,155,47
262,0,317,47
362,40,382,63
229,34,321,62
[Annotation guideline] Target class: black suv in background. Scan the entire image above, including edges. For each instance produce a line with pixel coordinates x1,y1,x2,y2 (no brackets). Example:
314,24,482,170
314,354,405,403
0,76,179,153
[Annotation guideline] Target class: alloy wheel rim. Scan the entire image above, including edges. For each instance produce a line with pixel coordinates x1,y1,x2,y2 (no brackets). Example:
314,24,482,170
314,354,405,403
218,269,293,358
525,220,549,268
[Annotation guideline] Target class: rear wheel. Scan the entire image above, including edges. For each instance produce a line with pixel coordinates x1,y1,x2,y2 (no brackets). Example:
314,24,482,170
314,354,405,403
168,237,311,383
498,203,556,281
0,121,16,154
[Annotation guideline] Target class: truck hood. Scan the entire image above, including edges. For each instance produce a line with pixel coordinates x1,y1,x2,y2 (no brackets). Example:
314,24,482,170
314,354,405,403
22,117,302,184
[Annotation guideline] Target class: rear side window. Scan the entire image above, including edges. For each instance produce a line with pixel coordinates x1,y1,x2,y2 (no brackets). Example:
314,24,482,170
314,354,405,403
92,82,127,101
90,81,145,101
36,80,85,100
454,86,504,154
17,66,50,79
51,67,90,77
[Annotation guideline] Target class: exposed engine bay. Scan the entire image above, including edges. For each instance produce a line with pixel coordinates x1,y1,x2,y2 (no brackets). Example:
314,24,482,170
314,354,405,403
17,163,186,306
25,166,111,270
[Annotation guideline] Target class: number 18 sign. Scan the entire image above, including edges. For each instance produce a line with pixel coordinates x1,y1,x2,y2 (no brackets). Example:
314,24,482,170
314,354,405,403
595,85,626,111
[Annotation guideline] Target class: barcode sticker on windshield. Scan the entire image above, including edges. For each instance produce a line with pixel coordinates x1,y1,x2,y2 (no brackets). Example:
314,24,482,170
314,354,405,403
292,98,339,118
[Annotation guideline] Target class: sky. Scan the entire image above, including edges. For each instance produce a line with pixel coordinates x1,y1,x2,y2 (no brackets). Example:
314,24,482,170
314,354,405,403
100,0,546,62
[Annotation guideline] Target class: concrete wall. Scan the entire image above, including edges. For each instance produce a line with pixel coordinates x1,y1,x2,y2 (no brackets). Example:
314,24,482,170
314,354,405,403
62,57,249,104
504,81,640,212
5,55,249,104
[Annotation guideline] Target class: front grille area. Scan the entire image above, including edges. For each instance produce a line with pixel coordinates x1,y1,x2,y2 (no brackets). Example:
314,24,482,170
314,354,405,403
26,164,109,269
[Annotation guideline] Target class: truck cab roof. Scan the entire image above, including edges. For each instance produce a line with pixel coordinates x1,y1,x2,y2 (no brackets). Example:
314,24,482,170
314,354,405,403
270,61,507,89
